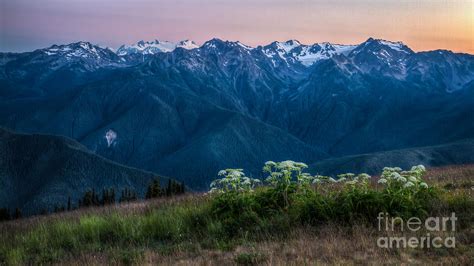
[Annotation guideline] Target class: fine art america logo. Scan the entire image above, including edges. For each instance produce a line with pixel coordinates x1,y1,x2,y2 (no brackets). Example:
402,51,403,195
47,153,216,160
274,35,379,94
377,212,457,249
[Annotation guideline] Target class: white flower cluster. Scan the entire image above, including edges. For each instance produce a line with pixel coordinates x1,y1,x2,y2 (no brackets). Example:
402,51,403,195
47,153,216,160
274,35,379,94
210,168,261,193
378,165,428,190
263,161,371,185
336,173,371,186
263,160,309,186
208,162,429,194
263,160,370,187
311,175,337,184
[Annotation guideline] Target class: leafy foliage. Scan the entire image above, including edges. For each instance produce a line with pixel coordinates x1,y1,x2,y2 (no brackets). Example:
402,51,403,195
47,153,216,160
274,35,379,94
2,162,470,265
210,169,261,193
209,162,437,226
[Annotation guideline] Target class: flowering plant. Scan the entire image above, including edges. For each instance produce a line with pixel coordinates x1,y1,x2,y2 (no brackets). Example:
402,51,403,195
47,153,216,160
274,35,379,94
337,173,372,189
377,165,429,192
210,168,261,193
263,160,310,187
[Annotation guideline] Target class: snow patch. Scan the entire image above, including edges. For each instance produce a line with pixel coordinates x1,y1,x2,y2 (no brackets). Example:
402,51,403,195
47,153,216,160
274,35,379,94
105,129,117,147
117,39,199,56
379,40,410,53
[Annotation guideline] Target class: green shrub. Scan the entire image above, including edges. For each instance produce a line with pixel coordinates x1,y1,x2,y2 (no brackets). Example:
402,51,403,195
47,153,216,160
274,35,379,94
1,162,454,265
208,162,440,227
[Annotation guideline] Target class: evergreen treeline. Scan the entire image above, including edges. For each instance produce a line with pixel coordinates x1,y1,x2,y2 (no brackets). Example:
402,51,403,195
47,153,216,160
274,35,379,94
0,178,185,222
146,179,185,199
0,207,22,221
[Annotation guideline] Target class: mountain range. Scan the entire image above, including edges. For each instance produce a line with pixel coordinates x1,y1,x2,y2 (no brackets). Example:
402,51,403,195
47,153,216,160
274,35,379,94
1,37,473,190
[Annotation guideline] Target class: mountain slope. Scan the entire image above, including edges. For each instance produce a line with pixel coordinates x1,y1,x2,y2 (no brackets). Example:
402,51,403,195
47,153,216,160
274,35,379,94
0,38,473,190
309,139,474,176
154,112,323,190
0,128,168,215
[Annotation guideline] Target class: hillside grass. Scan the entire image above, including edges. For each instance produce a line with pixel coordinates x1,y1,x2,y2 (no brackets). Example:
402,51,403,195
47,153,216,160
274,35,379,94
0,164,473,265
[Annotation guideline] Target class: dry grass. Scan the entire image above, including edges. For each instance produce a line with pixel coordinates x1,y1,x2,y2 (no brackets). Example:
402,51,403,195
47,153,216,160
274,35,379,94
58,224,473,265
1,164,473,265
427,164,474,188
0,194,202,235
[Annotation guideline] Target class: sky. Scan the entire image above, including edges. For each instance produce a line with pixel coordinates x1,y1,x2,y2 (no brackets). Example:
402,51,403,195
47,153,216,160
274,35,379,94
0,0,472,53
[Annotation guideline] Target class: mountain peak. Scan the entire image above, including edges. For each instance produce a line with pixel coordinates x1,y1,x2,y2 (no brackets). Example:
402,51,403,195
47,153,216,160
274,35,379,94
267,40,302,54
202,39,253,51
285,40,301,46
361,38,413,54
116,39,198,56
202,38,227,50
177,40,199,49
41,41,106,57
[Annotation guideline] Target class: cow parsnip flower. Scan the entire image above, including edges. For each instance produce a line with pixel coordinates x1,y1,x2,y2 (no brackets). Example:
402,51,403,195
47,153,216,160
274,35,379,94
411,165,426,172
211,163,429,194
346,180,358,185
209,168,260,193
398,176,407,183
358,173,371,180
337,177,347,183
390,172,402,180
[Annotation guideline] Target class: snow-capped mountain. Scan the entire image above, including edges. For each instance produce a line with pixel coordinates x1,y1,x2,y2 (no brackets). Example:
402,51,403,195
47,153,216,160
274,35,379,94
260,40,356,67
1,37,473,190
116,39,199,56
116,38,358,67
0,41,123,89
260,40,357,66
31,41,122,67
293,43,356,66
41,41,113,58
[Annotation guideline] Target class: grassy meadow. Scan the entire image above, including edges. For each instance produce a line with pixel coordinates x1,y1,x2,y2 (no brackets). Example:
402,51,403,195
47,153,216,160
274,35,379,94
0,164,473,265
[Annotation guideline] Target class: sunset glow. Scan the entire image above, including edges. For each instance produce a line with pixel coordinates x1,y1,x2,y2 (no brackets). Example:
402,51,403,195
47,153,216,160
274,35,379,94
1,0,473,53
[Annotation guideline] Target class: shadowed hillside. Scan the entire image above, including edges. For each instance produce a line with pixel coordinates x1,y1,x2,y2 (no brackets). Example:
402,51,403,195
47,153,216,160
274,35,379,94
0,128,172,215
309,138,474,176
1,39,473,190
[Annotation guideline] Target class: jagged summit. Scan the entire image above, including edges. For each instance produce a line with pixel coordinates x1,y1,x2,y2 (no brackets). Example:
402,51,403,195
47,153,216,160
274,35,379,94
17,37,473,69
356,37,414,54
1,36,473,191
176,40,199,49
116,39,199,56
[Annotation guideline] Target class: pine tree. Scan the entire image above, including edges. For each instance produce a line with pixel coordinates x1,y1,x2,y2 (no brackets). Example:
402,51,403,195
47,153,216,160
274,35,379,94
166,179,172,196
67,197,72,211
101,188,116,205
0,208,10,221
92,189,100,206
145,184,152,199
146,178,162,199
14,208,22,219
111,188,116,204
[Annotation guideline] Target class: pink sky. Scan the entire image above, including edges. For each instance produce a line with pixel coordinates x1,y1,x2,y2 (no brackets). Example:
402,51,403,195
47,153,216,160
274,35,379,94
1,0,472,53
